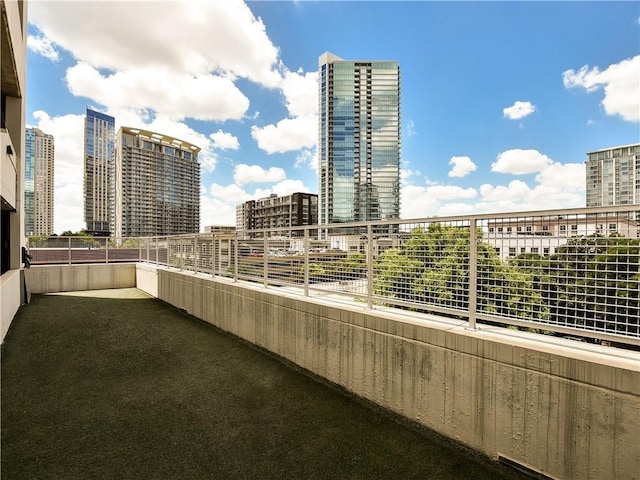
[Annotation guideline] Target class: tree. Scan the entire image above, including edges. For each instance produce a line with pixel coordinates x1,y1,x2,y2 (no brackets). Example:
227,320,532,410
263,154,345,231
513,234,639,336
373,224,549,321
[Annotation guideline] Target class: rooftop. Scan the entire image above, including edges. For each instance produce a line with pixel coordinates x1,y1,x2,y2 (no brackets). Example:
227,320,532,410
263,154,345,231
2,288,527,480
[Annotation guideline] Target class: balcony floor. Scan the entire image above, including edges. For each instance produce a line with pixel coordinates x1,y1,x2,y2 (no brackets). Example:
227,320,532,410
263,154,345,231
2,288,526,480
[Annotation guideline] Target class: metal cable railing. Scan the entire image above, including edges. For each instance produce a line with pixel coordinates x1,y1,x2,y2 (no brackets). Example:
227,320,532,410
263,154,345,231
27,205,640,346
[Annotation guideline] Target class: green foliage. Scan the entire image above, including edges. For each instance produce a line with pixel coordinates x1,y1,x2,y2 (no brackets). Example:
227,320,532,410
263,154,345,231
373,224,549,321
306,254,367,282
515,234,639,336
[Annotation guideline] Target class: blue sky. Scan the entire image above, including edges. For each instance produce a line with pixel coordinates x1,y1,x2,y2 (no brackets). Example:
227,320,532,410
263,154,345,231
26,1,640,234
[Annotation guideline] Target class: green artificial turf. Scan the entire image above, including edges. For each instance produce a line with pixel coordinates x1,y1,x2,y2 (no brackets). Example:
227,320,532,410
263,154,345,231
2,289,528,480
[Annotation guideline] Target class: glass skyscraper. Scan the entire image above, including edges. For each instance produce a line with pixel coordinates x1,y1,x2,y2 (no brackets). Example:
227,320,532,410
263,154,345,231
25,128,55,236
318,52,400,228
84,108,115,236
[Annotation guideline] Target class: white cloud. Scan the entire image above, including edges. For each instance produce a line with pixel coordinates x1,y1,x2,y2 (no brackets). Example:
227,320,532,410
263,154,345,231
209,183,249,203
534,162,585,192
400,160,584,220
448,156,477,178
294,148,318,172
234,164,286,186
503,101,536,120
29,0,281,87
28,0,283,126
279,69,318,118
253,179,310,198
406,119,416,137
251,68,318,154
27,35,59,62
251,115,317,154
66,63,249,122
491,149,553,175
400,168,421,186
400,184,477,219
30,111,85,234
210,130,240,150
563,55,640,122
200,194,238,229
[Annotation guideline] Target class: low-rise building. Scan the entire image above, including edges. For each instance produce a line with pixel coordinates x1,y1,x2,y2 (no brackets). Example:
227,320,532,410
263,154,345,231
485,215,639,260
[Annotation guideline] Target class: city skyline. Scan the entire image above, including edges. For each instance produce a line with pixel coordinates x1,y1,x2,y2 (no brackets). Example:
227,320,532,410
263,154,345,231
25,1,640,234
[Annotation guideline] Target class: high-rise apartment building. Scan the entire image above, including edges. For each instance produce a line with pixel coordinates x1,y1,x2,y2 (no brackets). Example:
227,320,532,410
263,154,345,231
236,193,317,236
586,143,640,220
318,52,401,228
25,128,55,236
84,108,115,236
112,127,200,237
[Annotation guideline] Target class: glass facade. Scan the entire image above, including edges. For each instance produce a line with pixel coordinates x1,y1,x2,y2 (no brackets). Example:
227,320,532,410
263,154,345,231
24,128,54,236
24,128,35,236
84,108,115,235
319,53,400,228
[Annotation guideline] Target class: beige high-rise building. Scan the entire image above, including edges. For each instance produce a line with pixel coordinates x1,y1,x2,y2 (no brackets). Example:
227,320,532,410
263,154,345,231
586,143,640,220
25,128,55,236
112,127,201,237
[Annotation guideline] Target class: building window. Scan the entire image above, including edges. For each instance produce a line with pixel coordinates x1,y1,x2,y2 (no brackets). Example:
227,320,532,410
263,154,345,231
508,247,516,257
531,247,539,254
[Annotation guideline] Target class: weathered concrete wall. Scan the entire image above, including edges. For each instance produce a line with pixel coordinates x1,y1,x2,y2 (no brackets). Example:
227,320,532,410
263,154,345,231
26,264,136,294
1,270,23,343
138,265,640,480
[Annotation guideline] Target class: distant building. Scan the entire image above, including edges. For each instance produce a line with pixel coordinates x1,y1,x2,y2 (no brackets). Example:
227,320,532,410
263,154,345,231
84,108,115,236
318,52,400,229
112,127,200,237
236,200,255,236
585,143,640,220
485,215,639,260
236,192,318,236
25,128,55,236
204,225,236,234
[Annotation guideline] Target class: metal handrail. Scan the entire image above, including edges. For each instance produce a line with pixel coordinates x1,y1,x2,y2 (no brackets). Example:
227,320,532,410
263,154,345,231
27,204,640,346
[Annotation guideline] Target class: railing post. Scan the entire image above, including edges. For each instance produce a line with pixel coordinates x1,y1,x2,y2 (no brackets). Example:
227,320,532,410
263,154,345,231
468,218,478,330
263,234,268,288
68,237,71,265
210,233,215,277
233,234,238,282
194,235,198,274
304,228,309,297
105,238,109,264
367,224,373,309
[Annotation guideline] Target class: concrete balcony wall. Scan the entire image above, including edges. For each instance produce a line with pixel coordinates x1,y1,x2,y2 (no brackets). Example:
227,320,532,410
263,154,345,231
1,270,22,342
1,130,18,208
26,263,136,294
139,264,640,480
